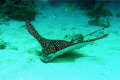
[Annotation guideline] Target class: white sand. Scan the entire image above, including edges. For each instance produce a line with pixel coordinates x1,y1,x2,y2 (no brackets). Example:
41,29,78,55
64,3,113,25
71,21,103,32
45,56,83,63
0,2,120,80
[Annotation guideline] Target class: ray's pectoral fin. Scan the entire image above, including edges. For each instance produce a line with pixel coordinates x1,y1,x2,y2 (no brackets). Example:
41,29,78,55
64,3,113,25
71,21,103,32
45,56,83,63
41,34,109,63
84,34,109,42
47,41,93,62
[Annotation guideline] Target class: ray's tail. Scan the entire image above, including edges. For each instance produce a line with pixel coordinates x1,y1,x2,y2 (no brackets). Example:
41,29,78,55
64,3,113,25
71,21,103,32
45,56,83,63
84,27,106,37
84,34,109,42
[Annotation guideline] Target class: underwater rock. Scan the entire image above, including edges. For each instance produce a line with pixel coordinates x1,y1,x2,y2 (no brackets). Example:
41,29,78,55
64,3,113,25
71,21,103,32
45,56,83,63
0,14,10,25
116,12,120,17
0,1,36,21
0,39,7,49
86,2,112,27
86,2,113,20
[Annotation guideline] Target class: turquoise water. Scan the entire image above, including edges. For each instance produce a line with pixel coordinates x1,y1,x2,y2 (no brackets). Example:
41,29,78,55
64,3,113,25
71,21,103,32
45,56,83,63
0,1,120,80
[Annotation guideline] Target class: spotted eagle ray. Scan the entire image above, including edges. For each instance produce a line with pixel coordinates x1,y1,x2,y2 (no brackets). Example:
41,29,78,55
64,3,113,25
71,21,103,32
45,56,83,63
26,20,109,63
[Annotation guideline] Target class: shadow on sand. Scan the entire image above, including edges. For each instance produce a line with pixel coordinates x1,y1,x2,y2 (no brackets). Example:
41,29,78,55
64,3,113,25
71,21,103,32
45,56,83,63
51,51,87,63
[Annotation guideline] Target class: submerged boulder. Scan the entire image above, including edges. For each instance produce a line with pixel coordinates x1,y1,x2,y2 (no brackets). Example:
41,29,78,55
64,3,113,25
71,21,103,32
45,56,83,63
0,39,7,49
0,14,10,25
0,1,36,21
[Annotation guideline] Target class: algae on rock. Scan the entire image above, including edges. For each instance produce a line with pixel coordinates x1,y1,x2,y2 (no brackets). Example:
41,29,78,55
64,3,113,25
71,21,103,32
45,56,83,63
88,17,112,28
0,1,36,21
86,2,113,27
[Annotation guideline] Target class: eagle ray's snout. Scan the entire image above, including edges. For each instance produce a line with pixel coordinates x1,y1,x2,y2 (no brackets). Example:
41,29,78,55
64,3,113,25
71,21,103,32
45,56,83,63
40,55,52,63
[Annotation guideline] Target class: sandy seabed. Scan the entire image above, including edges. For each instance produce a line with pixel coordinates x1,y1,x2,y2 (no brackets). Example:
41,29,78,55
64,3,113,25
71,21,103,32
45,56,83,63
0,2,120,80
